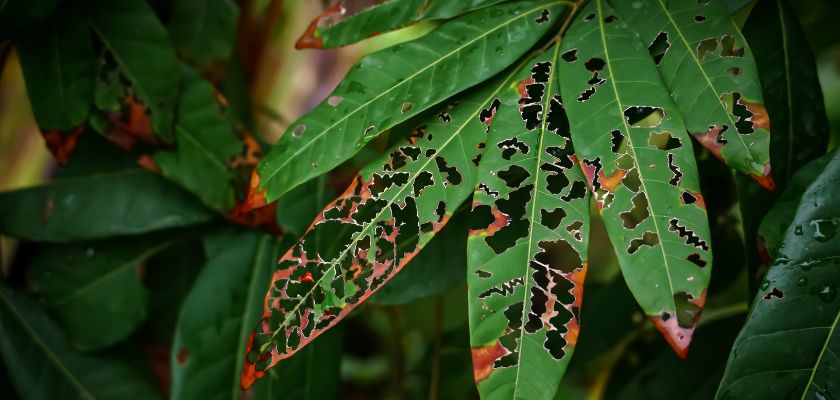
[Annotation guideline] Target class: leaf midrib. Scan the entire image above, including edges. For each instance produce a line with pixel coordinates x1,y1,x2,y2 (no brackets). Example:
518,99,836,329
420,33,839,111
263,59,528,351
0,288,94,399
598,0,677,313
259,1,563,194
801,309,840,399
654,0,756,167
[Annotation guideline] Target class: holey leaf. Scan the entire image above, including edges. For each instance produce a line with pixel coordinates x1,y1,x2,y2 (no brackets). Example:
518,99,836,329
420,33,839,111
613,0,773,190
255,0,565,203
557,0,713,357
240,70,514,389
716,149,840,400
295,0,506,49
467,48,590,400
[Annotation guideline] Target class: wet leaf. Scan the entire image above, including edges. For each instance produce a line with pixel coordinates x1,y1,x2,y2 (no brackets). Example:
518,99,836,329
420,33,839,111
14,1,94,132
0,283,163,399
717,149,840,399
154,66,244,211
558,0,713,358
741,0,830,189
241,69,506,388
27,236,176,350
168,0,238,67
467,49,591,399
256,0,565,203
296,0,505,49
0,168,215,242
171,229,284,400
758,152,833,261
89,0,180,141
614,0,773,189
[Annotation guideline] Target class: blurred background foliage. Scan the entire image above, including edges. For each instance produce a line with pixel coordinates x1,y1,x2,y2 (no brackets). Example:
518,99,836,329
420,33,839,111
0,0,838,399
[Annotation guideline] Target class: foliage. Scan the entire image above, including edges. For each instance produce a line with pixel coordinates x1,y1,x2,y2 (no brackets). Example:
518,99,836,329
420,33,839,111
0,0,837,399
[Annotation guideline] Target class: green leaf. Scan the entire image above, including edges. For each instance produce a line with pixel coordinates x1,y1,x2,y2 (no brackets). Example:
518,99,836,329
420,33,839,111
242,67,507,388
613,0,773,189
0,283,162,399
27,236,176,350
741,0,830,189
256,0,566,202
14,1,94,131
154,66,243,211
171,229,284,400
467,48,591,399
296,0,505,49
0,0,57,36
716,149,840,399
558,0,713,357
88,0,180,141
758,152,833,261
251,327,343,400
373,207,468,305
0,169,215,242
168,0,238,67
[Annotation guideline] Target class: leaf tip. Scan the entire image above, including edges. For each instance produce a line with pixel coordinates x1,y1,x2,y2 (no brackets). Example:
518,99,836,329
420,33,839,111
240,329,266,390
650,314,695,359
295,3,342,50
751,163,775,191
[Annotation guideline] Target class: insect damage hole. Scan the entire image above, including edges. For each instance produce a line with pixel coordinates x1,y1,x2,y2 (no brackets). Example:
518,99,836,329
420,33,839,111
401,102,413,114
327,96,343,106
292,124,306,137
535,9,550,24
624,106,665,128
648,32,670,65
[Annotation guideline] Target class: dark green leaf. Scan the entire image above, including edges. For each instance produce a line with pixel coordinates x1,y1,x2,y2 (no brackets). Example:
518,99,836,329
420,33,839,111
171,229,283,400
717,149,840,399
742,0,830,189
558,0,713,357
374,207,468,305
0,0,57,36
614,0,773,189
14,1,94,131
88,0,180,141
467,48,591,399
0,169,215,242
154,66,243,211
243,66,506,387
256,0,566,202
27,236,176,350
168,0,238,67
296,0,505,49
0,283,162,399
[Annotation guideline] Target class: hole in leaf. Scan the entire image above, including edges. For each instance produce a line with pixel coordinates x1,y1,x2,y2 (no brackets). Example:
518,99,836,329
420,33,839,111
694,15,706,22
541,207,566,229
401,102,413,114
327,96,343,106
620,193,650,229
687,253,707,267
498,165,530,188
674,292,701,328
668,218,709,250
648,32,670,65
292,125,306,137
720,34,744,57
627,232,659,254
624,106,665,128
648,131,682,150
697,38,717,62
561,49,578,63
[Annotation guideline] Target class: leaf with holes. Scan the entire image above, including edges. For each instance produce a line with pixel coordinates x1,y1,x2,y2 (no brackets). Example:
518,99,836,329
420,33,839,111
613,0,773,190
89,0,180,141
240,71,511,388
467,49,590,399
255,0,565,203
557,0,713,358
717,149,840,399
295,0,506,49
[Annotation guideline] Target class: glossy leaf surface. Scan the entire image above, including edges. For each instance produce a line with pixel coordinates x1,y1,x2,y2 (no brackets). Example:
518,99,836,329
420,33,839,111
168,0,238,67
717,149,840,399
256,0,564,202
741,0,830,189
468,49,590,400
242,74,506,388
89,0,180,141
28,236,175,350
614,0,773,189
296,0,505,49
155,67,243,211
0,169,215,242
14,1,94,131
171,229,283,400
558,0,712,357
0,284,162,399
